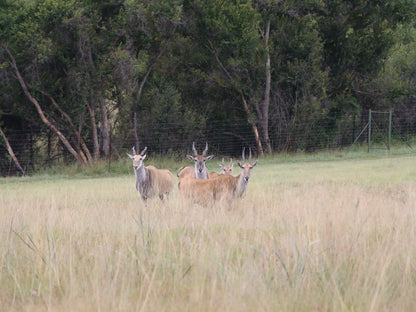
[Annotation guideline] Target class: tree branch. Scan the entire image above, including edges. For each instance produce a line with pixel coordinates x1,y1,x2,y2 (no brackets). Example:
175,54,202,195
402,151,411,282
40,91,93,164
207,40,264,155
3,45,87,166
341,4,357,25
207,40,234,83
0,126,25,175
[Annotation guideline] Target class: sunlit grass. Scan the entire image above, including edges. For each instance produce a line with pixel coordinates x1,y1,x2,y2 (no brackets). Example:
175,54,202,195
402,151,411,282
0,155,416,311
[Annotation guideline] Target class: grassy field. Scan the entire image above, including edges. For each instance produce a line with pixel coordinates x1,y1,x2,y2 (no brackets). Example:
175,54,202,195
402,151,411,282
1,155,416,311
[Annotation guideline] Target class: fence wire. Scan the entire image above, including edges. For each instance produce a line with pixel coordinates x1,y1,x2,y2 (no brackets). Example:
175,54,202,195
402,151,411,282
0,109,415,176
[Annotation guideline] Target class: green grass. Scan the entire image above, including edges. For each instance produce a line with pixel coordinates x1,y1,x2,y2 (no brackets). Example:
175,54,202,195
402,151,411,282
27,143,416,179
1,154,416,311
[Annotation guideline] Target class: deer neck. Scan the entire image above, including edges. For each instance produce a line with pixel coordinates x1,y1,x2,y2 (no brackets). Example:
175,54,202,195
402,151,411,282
194,166,208,179
135,164,148,183
235,174,248,197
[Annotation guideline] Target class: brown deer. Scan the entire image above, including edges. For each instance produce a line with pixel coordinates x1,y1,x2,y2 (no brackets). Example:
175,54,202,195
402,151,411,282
209,158,233,178
179,148,257,206
177,142,214,180
128,147,175,204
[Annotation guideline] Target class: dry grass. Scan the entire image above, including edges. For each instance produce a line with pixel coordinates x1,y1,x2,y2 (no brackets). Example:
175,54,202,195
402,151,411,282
1,156,416,311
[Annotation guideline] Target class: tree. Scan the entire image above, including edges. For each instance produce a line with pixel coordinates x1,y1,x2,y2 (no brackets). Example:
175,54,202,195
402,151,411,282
255,0,328,151
181,0,268,154
0,0,92,166
121,0,183,150
3,45,89,165
318,0,416,111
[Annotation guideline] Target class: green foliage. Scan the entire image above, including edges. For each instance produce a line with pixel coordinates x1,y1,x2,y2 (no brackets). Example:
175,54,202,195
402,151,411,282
1,0,416,174
378,25,416,99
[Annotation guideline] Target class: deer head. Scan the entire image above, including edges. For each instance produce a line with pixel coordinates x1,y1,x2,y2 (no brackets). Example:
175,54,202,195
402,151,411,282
218,158,233,175
127,146,148,171
186,142,214,179
237,148,257,183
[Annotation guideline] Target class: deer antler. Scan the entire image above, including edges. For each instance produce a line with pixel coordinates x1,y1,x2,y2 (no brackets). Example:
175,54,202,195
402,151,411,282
241,147,246,163
202,142,208,156
132,146,137,155
192,142,198,156
249,148,252,164
140,146,148,156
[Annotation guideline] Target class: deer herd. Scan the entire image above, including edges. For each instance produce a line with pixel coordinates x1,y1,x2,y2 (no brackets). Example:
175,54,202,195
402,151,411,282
128,142,257,207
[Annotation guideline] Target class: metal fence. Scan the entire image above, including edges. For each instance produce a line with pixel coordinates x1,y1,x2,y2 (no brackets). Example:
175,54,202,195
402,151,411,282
1,109,415,176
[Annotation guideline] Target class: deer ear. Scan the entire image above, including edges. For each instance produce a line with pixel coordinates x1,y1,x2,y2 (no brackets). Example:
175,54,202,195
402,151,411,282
127,153,134,159
251,160,257,167
206,155,214,161
186,155,195,161
238,161,243,169
142,154,147,160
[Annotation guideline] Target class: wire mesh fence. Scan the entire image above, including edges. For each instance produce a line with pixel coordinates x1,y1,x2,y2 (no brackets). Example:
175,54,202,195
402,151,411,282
0,109,415,176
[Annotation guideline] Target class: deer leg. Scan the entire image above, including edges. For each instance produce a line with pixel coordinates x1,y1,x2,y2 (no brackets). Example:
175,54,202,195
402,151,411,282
139,194,148,207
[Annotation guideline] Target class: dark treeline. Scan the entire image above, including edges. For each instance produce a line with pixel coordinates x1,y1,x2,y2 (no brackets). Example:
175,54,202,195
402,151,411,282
1,0,416,175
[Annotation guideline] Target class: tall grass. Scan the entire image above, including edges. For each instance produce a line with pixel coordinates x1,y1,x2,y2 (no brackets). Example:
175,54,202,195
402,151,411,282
0,156,415,311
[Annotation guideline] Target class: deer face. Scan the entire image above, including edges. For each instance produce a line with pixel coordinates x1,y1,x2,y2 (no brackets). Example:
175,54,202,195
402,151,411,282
188,154,214,173
127,146,148,171
238,147,257,183
238,161,257,182
130,154,146,170
186,142,214,178
219,158,233,175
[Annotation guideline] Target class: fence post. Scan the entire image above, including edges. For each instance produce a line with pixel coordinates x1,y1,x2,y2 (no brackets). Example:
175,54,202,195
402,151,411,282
368,109,372,153
388,110,392,151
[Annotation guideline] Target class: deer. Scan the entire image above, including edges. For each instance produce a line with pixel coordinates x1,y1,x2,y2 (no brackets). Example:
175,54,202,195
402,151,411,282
179,148,257,206
218,149,257,199
209,158,233,178
127,146,175,204
177,142,214,180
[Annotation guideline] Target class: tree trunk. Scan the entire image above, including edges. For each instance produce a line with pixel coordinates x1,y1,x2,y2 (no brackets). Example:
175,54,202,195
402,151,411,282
259,19,273,154
42,91,93,164
241,94,264,155
86,99,100,161
0,126,25,175
5,46,87,166
133,112,140,150
100,99,110,158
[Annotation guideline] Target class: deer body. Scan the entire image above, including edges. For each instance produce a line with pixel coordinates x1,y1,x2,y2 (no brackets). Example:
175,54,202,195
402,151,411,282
128,147,175,203
178,142,214,180
177,166,196,180
179,149,256,206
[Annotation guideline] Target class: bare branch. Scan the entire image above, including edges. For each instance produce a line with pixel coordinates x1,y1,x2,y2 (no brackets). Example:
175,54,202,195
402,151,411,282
207,40,234,83
3,45,87,166
40,91,92,164
341,4,357,26
0,126,25,175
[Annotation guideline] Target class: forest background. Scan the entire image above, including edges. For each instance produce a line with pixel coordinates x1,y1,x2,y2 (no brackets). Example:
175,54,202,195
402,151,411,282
1,0,416,175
